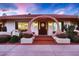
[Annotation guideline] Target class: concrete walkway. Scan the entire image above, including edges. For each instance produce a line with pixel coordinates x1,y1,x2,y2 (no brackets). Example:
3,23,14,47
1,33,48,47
0,45,79,56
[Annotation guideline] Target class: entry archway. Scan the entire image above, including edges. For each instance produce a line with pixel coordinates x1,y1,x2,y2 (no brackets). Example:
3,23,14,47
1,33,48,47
27,15,61,35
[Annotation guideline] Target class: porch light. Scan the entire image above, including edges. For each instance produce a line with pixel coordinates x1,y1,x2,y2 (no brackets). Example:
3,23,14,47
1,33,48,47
0,22,2,24
33,22,38,27
49,22,52,26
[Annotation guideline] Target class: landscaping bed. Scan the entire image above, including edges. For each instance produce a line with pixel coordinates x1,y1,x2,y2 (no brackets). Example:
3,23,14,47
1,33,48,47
0,35,11,43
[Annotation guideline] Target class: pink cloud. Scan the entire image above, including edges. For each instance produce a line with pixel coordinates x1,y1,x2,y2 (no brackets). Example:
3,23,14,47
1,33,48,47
15,3,26,14
15,3,37,14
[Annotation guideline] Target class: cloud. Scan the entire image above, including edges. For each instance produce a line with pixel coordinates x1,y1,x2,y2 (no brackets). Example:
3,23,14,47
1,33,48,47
0,9,18,16
53,4,77,15
15,3,38,14
15,3,26,14
0,3,18,16
0,3,79,15
14,3,79,15
53,9,65,14
0,3,38,15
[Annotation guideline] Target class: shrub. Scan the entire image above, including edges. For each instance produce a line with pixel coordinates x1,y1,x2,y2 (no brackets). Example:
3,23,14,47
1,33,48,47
65,25,75,36
0,35,11,43
9,35,20,43
22,33,33,38
64,25,79,43
70,35,79,43
56,33,68,38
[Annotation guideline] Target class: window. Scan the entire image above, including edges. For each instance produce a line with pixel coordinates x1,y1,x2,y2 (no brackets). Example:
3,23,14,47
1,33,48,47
17,22,28,31
53,22,62,31
53,22,57,31
0,22,3,31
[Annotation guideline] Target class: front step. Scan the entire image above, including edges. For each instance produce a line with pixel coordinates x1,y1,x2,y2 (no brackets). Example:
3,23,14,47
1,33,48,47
33,36,56,44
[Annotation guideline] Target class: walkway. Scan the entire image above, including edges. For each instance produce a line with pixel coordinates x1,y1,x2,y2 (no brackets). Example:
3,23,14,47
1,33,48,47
0,45,79,56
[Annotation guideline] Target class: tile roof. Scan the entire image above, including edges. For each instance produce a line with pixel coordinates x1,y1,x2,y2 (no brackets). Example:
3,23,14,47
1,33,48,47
0,14,77,19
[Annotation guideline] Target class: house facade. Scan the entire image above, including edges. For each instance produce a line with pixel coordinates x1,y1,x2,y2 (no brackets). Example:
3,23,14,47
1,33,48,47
0,14,78,36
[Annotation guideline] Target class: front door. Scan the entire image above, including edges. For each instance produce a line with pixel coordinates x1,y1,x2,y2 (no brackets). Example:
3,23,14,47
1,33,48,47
39,22,47,35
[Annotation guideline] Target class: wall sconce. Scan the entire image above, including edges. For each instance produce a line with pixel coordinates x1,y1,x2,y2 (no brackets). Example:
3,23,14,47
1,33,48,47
33,22,38,27
49,22,52,26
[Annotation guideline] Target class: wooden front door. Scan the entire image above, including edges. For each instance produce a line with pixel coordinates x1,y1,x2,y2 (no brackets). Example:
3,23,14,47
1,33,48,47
39,22,47,35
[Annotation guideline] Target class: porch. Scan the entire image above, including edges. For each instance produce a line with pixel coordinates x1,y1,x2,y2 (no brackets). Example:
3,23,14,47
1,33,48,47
0,15,78,44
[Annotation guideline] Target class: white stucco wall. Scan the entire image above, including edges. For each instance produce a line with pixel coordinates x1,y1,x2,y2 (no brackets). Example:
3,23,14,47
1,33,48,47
31,22,38,35
48,23,53,36
48,22,62,36
5,21,15,33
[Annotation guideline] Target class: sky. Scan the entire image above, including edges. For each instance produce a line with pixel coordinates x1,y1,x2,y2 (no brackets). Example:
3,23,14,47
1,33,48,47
0,3,79,16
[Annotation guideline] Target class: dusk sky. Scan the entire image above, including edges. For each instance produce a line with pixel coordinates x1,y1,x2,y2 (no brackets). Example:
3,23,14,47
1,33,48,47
0,3,79,16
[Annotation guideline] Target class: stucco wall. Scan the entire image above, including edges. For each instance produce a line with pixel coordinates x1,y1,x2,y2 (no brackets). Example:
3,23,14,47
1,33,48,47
5,21,15,33
31,22,38,35
48,23,53,36
48,22,62,36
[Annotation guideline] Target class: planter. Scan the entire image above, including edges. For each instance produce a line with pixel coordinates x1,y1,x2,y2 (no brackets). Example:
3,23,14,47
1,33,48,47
20,37,35,43
53,36,70,44
0,35,11,43
20,33,35,44
53,33,70,43
0,32,11,43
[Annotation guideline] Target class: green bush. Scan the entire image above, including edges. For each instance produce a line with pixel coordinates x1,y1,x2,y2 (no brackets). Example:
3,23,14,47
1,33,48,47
56,33,68,38
65,25,76,36
64,25,79,43
22,33,33,38
9,35,20,43
0,35,11,43
70,36,79,43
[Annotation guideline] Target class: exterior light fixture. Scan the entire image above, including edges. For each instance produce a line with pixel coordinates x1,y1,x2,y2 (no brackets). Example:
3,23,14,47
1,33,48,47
49,22,52,26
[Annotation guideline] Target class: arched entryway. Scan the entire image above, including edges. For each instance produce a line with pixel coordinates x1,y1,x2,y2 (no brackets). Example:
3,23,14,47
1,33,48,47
27,15,61,35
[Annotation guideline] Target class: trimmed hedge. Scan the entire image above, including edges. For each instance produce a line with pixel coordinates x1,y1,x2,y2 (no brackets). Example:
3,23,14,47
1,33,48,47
70,35,79,43
0,35,11,43
56,33,68,38
22,33,33,38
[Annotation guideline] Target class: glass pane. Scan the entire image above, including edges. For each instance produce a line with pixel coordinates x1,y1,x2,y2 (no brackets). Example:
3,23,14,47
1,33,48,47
53,22,62,31
59,22,62,31
18,22,28,30
53,22,57,31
